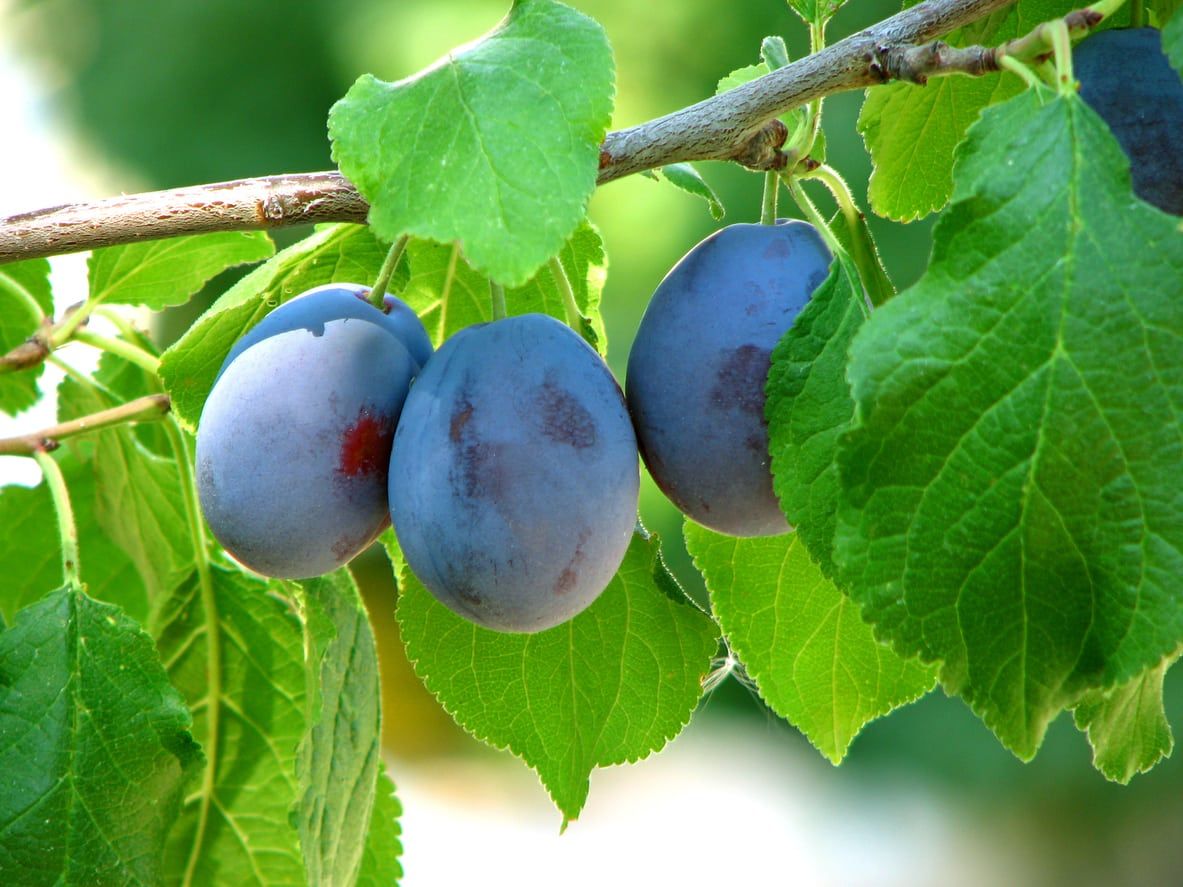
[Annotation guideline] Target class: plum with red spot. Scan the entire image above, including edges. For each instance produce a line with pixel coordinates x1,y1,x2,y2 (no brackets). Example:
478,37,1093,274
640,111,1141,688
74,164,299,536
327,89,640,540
197,285,421,578
388,313,639,633
626,220,832,537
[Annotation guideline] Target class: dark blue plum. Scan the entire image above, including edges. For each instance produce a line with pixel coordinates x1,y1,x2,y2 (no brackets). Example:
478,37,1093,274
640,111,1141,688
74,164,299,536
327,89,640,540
197,287,419,578
389,313,639,633
626,220,832,537
220,283,433,375
1075,28,1183,215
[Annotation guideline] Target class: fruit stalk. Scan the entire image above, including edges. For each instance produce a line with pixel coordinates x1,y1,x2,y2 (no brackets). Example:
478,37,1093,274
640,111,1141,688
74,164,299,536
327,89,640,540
369,234,409,309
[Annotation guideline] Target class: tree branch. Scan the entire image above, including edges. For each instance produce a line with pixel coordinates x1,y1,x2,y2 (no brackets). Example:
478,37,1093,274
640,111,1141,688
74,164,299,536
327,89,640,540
0,0,1019,265
0,394,171,454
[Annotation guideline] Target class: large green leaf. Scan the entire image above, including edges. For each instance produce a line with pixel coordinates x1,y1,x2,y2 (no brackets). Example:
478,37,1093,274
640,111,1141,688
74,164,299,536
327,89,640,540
1074,652,1178,784
355,770,403,887
0,446,147,625
0,586,201,886
87,231,274,310
392,531,718,824
858,0,1079,221
158,566,307,885
0,258,52,416
58,360,193,601
835,88,1183,758
328,0,614,286
401,220,607,352
159,224,387,429
1166,8,1183,73
686,524,935,763
766,254,867,578
296,570,383,887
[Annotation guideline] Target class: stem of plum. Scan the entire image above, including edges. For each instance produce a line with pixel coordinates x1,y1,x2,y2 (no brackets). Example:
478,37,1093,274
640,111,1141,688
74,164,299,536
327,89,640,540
760,171,780,225
369,234,409,310
490,282,507,321
33,447,82,588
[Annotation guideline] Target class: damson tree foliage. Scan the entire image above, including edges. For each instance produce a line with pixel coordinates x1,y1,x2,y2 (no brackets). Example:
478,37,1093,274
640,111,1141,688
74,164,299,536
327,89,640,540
1,0,1182,883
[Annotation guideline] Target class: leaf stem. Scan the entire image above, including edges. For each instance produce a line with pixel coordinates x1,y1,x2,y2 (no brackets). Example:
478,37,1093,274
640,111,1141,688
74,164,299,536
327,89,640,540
1046,19,1074,94
549,257,582,331
162,415,221,887
49,301,97,347
0,269,47,323
33,447,81,587
998,54,1043,89
0,394,170,455
369,234,409,309
782,174,842,256
72,328,162,375
490,281,508,321
94,305,146,340
761,171,780,225
801,164,883,306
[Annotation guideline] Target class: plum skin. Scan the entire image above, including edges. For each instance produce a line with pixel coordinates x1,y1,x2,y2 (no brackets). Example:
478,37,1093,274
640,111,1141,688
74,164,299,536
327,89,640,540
220,282,433,374
1074,27,1183,216
197,287,420,579
625,220,832,537
388,313,639,633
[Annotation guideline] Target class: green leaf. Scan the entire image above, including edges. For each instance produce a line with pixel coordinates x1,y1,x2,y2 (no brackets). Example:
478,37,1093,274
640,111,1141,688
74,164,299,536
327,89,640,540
297,570,383,887
401,220,607,352
0,447,148,625
858,0,1078,221
0,258,52,416
328,0,614,286
1154,0,1183,28
787,0,846,27
760,35,790,71
355,770,403,887
835,88,1183,758
766,255,868,578
158,566,307,885
686,524,935,763
1074,652,1178,784
159,223,386,429
88,231,274,310
58,361,194,600
1165,7,1183,72
392,531,718,824
655,164,725,221
0,586,201,887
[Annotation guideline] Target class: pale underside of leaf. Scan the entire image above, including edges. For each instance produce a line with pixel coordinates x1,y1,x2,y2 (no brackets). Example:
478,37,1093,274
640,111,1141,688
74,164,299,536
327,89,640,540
686,523,935,763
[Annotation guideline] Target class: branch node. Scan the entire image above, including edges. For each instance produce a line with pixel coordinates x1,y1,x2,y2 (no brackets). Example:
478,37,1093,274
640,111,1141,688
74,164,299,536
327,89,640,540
729,119,790,171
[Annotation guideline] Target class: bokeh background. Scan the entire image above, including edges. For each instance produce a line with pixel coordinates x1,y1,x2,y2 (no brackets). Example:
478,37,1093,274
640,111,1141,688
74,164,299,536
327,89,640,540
2,0,1182,884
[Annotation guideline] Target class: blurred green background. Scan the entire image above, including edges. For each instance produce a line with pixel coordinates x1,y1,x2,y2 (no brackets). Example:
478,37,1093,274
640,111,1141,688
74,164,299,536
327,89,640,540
7,1,1183,883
